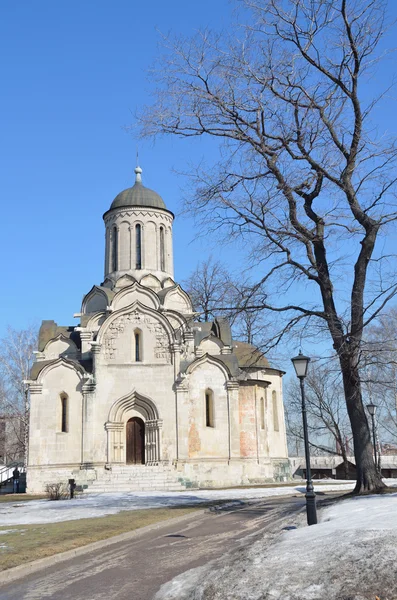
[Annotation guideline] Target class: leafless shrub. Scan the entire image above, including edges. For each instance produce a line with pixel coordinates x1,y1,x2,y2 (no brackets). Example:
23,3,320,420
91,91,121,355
45,482,69,501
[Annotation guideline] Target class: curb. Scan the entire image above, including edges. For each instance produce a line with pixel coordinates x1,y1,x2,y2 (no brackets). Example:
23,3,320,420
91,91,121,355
0,509,206,587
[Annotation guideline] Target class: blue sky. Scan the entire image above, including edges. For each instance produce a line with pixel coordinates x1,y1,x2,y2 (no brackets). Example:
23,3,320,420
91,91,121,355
1,0,396,357
0,0,234,336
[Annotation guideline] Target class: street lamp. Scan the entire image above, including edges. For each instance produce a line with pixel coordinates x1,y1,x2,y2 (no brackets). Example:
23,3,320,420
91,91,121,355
366,402,378,472
291,351,317,526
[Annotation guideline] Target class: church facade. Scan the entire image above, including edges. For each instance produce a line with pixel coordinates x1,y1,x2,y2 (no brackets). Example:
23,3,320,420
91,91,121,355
26,167,289,493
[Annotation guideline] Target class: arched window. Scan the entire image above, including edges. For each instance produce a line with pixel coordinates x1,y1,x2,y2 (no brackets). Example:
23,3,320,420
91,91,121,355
60,393,68,433
205,389,214,428
160,226,165,271
272,390,279,432
260,397,265,430
135,224,142,269
134,329,142,362
112,227,118,272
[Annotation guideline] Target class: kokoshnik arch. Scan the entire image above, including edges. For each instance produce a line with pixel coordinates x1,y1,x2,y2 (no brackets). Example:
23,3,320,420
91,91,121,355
26,167,289,492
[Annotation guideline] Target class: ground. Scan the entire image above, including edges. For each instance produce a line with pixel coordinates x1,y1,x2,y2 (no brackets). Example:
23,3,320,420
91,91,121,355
0,496,305,600
0,481,396,600
156,493,397,600
0,481,355,526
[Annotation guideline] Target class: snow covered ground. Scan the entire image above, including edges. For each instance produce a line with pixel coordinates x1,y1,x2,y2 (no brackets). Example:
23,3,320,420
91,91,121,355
0,481,361,526
156,492,397,600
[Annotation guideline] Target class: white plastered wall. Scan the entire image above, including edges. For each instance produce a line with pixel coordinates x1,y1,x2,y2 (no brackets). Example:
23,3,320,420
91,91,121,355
244,369,289,460
43,338,78,360
178,361,230,460
82,304,177,465
29,364,83,467
104,207,174,283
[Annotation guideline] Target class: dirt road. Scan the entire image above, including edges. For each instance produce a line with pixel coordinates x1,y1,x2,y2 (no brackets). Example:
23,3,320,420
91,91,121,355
0,496,305,600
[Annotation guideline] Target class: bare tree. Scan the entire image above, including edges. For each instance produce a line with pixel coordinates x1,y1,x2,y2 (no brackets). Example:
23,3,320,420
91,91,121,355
361,307,397,444
184,257,269,343
183,256,232,321
222,279,269,344
0,326,38,465
286,363,353,478
140,0,397,493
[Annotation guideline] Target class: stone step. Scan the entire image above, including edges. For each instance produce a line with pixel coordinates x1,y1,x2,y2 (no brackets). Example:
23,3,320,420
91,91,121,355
107,472,175,476
86,480,187,491
81,464,190,494
113,474,176,477
90,478,184,486
90,482,185,489
88,485,186,492
98,473,176,481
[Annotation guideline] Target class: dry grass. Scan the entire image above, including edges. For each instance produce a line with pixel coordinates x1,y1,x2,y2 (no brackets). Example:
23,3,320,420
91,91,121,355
0,506,199,571
0,494,47,503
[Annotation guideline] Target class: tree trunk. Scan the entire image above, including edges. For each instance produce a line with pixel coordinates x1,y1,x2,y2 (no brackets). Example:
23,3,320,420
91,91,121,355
339,351,385,493
340,445,350,480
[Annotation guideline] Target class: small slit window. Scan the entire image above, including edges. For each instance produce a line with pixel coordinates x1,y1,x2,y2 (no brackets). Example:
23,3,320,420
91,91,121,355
112,227,118,272
160,226,165,271
272,390,279,432
60,394,68,433
136,224,142,270
260,397,265,430
205,389,214,428
134,329,142,362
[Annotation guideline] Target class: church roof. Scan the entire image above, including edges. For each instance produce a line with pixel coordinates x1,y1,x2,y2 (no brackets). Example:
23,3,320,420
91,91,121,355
233,341,269,369
213,318,232,347
109,166,167,211
30,358,93,380
38,321,81,352
192,322,213,346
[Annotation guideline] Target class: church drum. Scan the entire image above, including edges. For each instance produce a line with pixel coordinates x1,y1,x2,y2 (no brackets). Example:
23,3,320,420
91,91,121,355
126,417,145,464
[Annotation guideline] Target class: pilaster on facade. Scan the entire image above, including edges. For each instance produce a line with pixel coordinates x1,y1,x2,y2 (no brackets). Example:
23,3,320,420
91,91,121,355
183,331,194,344
182,331,195,362
226,379,240,391
146,419,163,465
174,373,189,461
105,421,124,463
28,382,43,395
90,341,102,354
79,330,94,360
220,346,232,355
175,373,189,392
81,381,96,465
82,375,96,394
171,342,181,378
89,341,102,373
226,379,240,459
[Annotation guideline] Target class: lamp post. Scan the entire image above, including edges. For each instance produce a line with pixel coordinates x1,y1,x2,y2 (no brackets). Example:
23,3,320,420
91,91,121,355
366,402,378,472
291,351,317,526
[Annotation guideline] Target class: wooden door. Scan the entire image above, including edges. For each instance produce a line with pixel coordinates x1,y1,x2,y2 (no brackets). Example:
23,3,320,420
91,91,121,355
126,417,145,464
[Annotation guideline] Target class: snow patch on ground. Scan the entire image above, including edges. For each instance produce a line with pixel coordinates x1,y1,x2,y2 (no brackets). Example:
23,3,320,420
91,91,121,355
155,493,397,600
0,481,359,526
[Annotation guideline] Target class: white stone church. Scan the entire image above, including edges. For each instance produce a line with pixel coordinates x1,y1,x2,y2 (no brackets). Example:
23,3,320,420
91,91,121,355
26,167,289,493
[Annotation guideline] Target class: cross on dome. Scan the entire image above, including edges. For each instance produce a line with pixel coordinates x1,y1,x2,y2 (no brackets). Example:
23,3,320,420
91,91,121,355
135,166,143,183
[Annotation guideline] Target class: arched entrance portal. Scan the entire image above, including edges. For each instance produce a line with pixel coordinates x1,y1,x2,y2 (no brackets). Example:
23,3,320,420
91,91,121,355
106,390,163,465
126,417,145,464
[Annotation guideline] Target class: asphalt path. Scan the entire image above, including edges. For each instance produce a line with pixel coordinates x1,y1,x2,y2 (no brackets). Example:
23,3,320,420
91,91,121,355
0,496,306,600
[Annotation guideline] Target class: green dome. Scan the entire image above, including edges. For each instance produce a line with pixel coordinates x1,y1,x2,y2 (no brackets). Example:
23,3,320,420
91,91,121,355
110,167,166,211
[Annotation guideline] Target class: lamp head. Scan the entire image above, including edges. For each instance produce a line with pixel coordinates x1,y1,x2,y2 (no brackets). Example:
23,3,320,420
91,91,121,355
366,402,377,417
291,351,311,379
